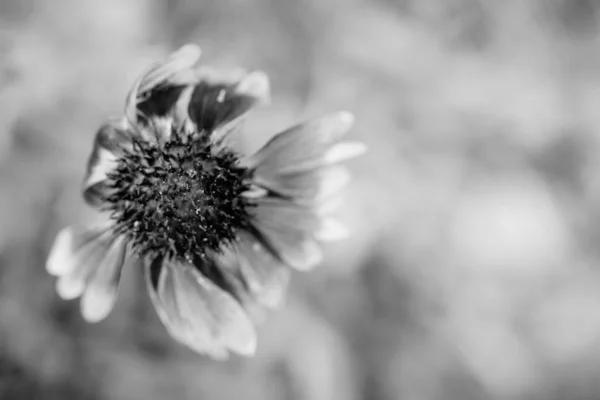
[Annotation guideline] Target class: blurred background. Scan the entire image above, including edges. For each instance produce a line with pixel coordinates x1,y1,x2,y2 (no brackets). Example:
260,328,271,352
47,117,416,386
2,0,600,399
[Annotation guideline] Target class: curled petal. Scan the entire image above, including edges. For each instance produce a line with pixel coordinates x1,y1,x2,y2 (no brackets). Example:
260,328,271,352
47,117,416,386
244,111,355,174
145,259,257,357
125,44,202,124
82,118,134,208
186,69,271,137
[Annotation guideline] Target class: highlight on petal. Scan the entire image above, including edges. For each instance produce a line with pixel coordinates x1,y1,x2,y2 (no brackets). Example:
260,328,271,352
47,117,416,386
47,221,128,323
245,111,356,174
80,235,128,323
48,223,115,301
235,71,270,105
46,227,76,276
325,141,367,164
315,218,349,242
46,224,109,279
144,258,257,357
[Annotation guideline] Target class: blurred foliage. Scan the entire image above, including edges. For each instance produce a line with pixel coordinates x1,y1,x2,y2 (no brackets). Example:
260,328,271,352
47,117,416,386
3,0,600,399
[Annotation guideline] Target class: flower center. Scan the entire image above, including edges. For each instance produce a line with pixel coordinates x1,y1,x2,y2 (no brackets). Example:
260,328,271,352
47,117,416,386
105,133,252,261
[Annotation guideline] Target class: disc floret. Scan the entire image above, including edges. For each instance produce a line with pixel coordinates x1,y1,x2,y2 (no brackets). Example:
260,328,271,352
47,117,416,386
105,132,252,261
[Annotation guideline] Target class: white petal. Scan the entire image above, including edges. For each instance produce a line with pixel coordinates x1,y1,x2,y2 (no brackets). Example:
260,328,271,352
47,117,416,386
316,167,351,201
245,111,355,174
141,44,202,92
252,197,321,232
315,218,349,241
145,259,228,358
325,141,367,164
48,225,113,301
233,234,290,308
235,71,270,104
254,221,323,271
316,196,343,216
175,264,257,356
46,227,75,276
56,276,86,300
252,165,351,205
80,236,127,323
145,260,253,358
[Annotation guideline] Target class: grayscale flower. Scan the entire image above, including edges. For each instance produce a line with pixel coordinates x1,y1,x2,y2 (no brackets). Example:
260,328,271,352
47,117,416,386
45,44,365,359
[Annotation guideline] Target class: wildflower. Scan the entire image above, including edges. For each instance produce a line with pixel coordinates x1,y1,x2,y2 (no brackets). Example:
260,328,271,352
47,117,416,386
45,44,365,358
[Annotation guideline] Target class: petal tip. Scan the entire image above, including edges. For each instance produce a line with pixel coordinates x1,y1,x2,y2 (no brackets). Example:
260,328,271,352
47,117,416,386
337,111,355,128
237,71,271,103
325,141,367,164
56,277,85,300
46,228,73,276
172,43,202,63
80,288,116,323
235,334,258,357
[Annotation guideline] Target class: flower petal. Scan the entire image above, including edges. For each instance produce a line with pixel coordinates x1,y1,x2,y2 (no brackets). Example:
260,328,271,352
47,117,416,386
230,233,290,309
80,235,128,323
252,165,351,204
46,224,110,277
251,222,323,271
245,111,355,174
82,118,134,208
145,257,229,359
186,69,271,135
251,197,321,233
315,218,349,242
145,259,257,357
325,141,367,164
125,44,202,124
49,224,114,301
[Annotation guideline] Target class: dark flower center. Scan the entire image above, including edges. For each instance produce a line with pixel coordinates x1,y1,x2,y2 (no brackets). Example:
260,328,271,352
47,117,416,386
105,132,253,261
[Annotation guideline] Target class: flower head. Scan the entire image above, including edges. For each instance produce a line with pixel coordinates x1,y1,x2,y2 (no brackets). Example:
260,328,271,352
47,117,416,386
46,44,365,358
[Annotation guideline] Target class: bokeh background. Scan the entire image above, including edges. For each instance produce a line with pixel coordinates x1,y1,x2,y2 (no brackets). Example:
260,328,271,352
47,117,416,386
2,0,600,399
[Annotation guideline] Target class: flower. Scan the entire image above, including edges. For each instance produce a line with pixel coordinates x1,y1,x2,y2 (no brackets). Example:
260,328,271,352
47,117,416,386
45,44,365,359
